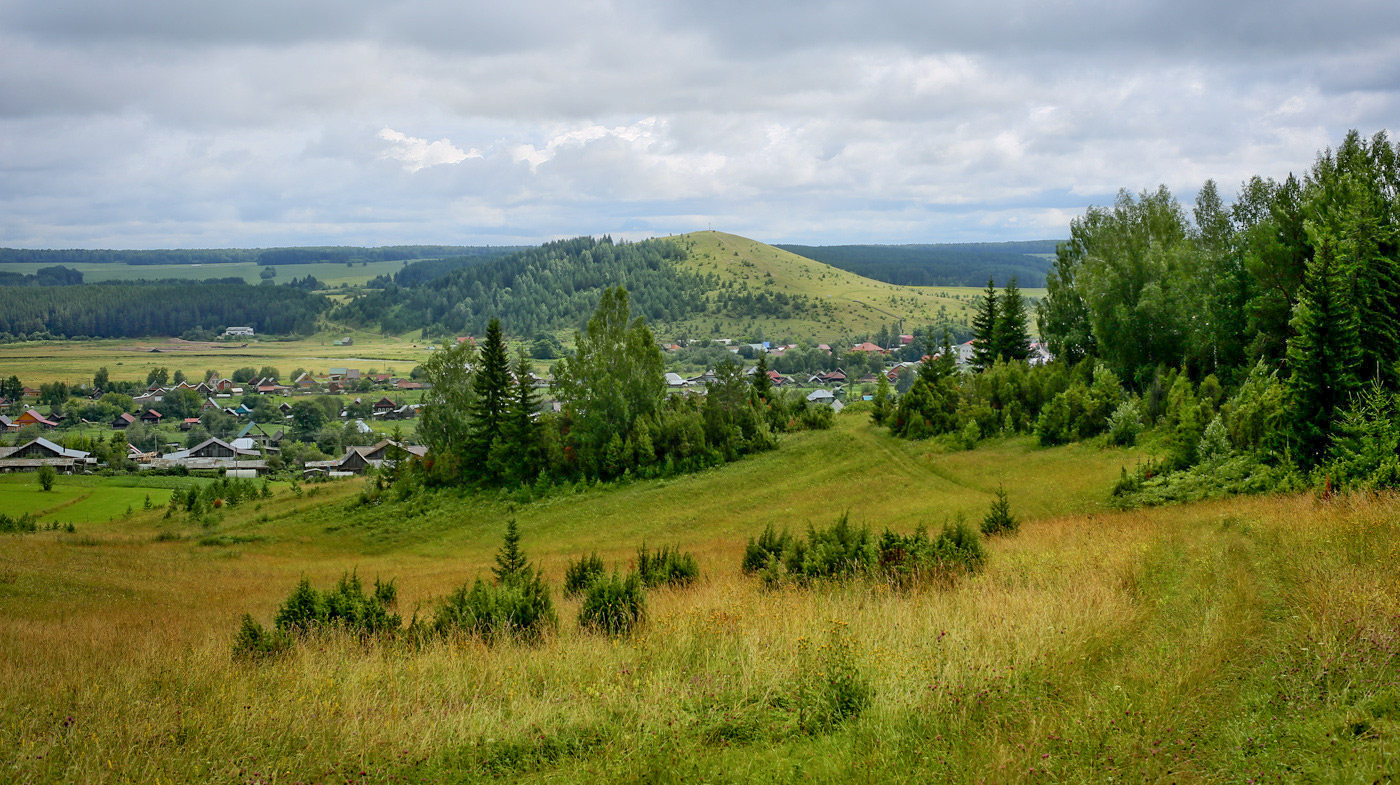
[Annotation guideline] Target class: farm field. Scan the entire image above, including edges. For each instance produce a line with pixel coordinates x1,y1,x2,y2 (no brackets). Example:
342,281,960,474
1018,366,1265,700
0,259,411,287
3,413,1396,783
0,333,431,386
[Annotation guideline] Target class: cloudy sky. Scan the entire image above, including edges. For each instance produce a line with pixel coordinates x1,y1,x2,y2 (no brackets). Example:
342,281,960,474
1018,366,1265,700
1,1,1396,249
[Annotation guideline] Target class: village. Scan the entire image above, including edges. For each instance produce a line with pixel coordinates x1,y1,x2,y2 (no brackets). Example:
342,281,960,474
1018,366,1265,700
0,330,1053,479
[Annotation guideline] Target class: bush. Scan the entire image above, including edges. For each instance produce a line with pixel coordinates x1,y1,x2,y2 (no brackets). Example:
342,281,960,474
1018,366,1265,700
1324,381,1400,491
1106,399,1142,446
956,419,980,450
877,520,987,586
37,464,56,492
795,404,835,431
0,512,38,533
232,614,292,660
785,512,876,580
635,543,699,588
563,553,606,598
272,572,401,638
981,485,1019,536
578,571,646,637
433,572,557,643
741,524,790,574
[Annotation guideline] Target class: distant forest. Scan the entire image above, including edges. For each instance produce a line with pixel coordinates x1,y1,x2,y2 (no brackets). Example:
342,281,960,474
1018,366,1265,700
0,245,521,266
367,248,530,288
777,240,1060,287
335,237,715,336
0,282,328,338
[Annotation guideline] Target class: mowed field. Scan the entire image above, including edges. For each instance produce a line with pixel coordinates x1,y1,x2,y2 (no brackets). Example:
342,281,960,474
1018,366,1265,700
0,259,410,287
665,231,1046,341
4,414,1397,783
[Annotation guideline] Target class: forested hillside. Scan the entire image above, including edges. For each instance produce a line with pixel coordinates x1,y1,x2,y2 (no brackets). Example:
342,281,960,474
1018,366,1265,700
0,245,511,267
0,282,329,338
777,240,1058,286
366,248,530,289
333,237,719,336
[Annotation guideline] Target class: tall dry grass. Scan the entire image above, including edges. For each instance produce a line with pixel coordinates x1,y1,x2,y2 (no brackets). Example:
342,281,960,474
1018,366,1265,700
5,487,1400,782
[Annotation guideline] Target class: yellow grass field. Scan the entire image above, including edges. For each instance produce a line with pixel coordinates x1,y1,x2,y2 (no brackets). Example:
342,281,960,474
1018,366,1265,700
3,415,1396,782
0,333,430,386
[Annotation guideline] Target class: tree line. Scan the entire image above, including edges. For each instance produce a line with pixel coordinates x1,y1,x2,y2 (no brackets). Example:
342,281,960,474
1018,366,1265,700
413,287,835,490
0,245,503,266
0,282,329,338
871,129,1400,500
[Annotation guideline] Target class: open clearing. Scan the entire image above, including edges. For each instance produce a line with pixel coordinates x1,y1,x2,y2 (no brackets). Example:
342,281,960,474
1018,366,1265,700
3,414,1396,782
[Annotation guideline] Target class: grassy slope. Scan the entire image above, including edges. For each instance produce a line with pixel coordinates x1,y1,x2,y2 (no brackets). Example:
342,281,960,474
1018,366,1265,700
665,231,1046,342
4,415,1399,782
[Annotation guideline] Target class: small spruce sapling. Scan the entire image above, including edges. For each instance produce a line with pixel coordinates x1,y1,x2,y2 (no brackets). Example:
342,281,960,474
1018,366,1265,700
981,484,1019,536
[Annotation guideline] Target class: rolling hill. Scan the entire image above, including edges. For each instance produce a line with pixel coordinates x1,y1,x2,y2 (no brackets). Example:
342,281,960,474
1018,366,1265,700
661,231,1037,341
330,231,1040,343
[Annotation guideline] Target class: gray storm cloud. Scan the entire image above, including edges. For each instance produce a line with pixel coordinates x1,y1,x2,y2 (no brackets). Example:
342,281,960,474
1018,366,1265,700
0,0,1395,247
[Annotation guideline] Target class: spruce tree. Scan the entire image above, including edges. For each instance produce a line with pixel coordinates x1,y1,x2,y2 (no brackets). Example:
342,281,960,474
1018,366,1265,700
751,354,773,401
493,519,529,584
470,319,511,465
971,277,999,370
496,350,541,483
993,276,1032,362
1286,240,1361,464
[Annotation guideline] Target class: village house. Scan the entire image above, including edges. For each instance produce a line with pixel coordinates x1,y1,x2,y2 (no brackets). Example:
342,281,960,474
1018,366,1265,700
153,437,266,475
224,326,255,337
806,389,837,405
14,408,58,429
140,409,163,424
0,437,96,473
304,440,427,478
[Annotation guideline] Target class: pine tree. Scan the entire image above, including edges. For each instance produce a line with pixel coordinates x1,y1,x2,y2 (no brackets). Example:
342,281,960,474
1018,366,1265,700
493,519,529,584
993,277,1032,362
470,319,511,466
1286,239,1362,464
971,277,999,370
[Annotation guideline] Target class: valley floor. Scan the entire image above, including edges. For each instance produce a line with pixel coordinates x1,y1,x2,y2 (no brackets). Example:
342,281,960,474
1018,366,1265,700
2,415,1398,782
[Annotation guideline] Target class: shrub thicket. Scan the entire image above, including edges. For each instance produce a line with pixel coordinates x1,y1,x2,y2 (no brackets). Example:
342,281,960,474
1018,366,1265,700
743,513,986,587
635,543,699,588
563,552,606,597
578,571,647,637
432,573,557,643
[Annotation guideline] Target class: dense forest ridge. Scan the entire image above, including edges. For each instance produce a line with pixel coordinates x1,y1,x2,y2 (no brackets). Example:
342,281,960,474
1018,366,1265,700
778,240,1058,287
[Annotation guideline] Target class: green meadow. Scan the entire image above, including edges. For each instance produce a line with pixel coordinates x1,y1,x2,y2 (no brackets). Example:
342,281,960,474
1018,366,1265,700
3,413,1398,783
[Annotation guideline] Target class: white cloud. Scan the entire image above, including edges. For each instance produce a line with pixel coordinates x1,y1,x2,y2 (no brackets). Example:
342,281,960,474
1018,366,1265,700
377,127,478,172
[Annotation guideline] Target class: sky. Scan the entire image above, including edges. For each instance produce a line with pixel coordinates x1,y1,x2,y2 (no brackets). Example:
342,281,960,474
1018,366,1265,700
1,0,1396,249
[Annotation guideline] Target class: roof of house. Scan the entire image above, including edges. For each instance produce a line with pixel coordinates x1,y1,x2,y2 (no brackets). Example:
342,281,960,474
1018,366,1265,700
162,437,260,461
18,409,59,427
807,389,836,401
0,437,91,460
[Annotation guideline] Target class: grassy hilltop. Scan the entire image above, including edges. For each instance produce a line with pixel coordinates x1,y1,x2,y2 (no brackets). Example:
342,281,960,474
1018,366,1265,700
3,413,1398,783
665,231,1031,340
